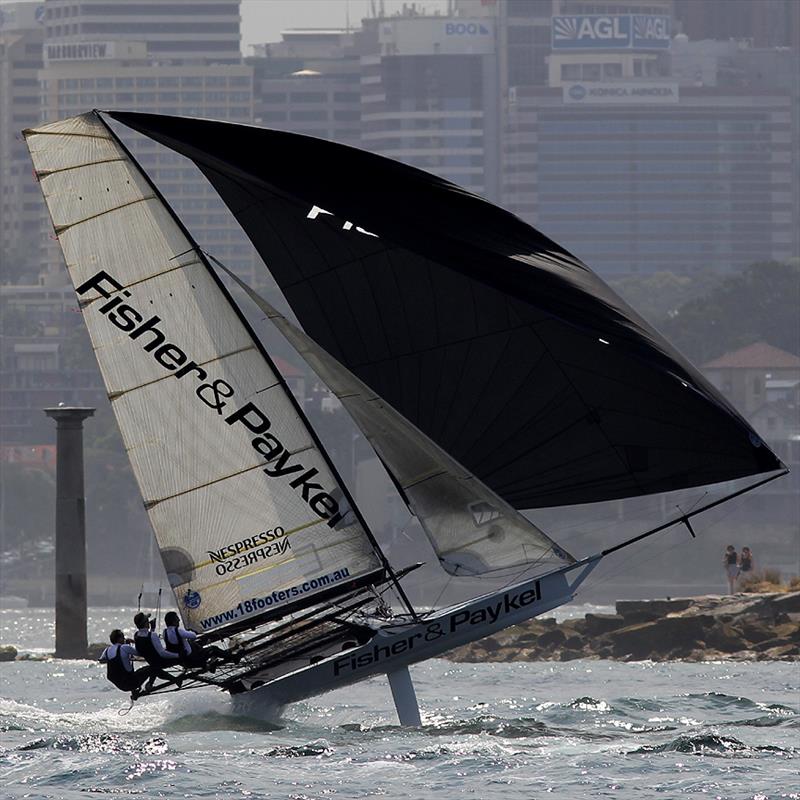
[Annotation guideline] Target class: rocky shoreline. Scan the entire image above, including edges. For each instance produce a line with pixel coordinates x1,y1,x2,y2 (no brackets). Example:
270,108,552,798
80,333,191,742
2,592,798,664
445,592,800,663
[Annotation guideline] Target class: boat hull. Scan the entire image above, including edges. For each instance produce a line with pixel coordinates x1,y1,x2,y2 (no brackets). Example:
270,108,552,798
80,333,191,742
232,565,590,713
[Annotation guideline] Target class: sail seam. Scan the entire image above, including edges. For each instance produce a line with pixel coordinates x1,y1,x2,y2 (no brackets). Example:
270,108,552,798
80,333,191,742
23,129,112,140
108,344,256,401
53,195,156,234
36,157,128,177
77,259,203,306
142,461,266,509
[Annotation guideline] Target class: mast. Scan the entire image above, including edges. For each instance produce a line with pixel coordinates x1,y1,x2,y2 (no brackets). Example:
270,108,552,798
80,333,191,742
95,112,418,621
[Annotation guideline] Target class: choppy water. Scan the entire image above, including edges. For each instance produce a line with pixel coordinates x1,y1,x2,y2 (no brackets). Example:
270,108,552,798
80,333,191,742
1,607,798,799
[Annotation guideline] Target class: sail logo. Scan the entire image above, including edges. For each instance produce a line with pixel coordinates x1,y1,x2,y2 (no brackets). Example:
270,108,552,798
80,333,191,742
75,270,347,530
307,205,377,237
183,590,202,609
333,582,541,675
208,528,290,576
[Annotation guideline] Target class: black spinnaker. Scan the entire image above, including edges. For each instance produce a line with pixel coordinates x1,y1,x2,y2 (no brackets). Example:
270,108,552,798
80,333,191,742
107,111,784,510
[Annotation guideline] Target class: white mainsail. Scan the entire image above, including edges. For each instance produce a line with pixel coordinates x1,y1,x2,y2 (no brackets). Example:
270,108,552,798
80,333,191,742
24,113,384,632
217,263,574,579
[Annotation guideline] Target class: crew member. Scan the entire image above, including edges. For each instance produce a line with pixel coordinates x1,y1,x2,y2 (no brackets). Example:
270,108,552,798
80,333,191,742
163,611,235,669
99,629,151,699
133,611,182,691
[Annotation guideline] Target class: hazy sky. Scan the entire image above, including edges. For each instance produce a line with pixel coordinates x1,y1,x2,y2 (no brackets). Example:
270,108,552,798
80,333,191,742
241,0,449,53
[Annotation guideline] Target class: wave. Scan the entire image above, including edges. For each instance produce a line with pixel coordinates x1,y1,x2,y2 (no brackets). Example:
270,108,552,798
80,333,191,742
631,733,794,757
17,732,168,755
258,740,334,758
678,692,796,715
165,710,282,733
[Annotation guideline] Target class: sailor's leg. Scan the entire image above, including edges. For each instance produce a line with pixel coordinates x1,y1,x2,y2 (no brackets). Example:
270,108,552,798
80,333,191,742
387,666,421,727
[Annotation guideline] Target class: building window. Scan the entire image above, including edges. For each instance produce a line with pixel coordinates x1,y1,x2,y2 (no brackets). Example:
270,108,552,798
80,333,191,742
561,64,581,81
603,63,623,78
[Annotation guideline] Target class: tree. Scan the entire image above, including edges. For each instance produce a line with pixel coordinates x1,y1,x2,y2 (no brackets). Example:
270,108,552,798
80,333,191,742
658,260,800,364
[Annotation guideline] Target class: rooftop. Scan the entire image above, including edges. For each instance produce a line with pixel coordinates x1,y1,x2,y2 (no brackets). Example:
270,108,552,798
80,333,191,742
703,341,800,370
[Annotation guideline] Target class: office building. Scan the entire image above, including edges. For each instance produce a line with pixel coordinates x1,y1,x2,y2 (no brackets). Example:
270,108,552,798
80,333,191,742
358,13,501,201
250,29,361,146
41,0,242,64
0,2,44,284
37,0,256,282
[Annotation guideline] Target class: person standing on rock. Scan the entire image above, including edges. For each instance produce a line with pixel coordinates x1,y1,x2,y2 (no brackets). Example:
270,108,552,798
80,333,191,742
724,545,739,594
739,546,755,579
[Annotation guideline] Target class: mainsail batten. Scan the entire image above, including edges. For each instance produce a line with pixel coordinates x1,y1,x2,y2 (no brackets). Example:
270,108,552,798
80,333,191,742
106,111,784,511
24,112,386,633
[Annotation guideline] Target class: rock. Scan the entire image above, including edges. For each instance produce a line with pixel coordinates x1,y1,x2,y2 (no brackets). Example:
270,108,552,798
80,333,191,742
616,598,694,621
482,637,502,653
771,593,800,615
760,644,800,659
753,637,795,652
559,648,584,661
0,645,17,662
563,635,585,650
703,623,748,653
584,613,626,635
607,616,708,660
537,628,566,648
86,642,106,659
737,617,774,643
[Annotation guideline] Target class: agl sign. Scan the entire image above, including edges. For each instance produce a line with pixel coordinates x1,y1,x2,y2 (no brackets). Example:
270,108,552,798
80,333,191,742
552,14,671,50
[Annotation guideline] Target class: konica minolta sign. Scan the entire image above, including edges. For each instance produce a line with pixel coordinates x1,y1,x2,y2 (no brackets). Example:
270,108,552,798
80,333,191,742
552,15,671,50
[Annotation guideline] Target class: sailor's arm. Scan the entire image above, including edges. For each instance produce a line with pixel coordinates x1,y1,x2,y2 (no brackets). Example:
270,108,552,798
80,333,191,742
150,631,180,659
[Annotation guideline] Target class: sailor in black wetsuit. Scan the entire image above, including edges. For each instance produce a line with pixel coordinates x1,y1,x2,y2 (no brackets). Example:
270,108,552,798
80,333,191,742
163,611,230,669
132,612,183,691
98,629,151,699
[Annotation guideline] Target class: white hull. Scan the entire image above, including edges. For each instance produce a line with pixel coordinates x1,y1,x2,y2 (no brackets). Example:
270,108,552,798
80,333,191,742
232,559,599,720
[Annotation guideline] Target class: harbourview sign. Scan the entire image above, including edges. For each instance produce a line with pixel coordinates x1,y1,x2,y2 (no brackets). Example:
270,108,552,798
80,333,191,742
564,82,679,105
552,14,671,50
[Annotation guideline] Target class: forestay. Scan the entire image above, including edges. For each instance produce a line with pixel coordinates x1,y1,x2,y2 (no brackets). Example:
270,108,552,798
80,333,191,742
24,113,384,633
218,263,574,579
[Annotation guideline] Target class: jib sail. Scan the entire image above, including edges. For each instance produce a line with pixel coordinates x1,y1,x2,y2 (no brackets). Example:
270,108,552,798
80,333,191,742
107,111,785,510
24,113,384,633
217,262,574,578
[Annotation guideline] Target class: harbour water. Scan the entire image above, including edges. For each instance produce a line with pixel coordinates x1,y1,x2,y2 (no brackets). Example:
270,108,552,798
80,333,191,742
1,607,797,799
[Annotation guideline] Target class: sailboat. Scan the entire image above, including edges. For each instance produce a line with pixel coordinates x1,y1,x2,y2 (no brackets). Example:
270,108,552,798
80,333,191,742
24,111,786,725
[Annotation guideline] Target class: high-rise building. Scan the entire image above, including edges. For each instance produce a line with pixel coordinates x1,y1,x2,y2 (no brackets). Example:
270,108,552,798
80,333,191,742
36,0,256,282
249,29,362,147
674,0,800,49
358,13,501,201
0,2,44,283
504,78,795,277
42,0,242,64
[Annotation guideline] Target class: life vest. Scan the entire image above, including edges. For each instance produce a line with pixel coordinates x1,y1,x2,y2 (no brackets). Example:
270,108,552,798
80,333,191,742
726,551,737,565
106,644,132,689
163,626,187,656
134,629,172,666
